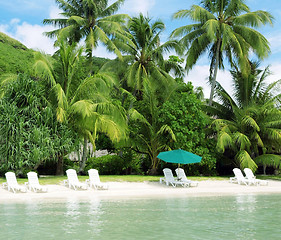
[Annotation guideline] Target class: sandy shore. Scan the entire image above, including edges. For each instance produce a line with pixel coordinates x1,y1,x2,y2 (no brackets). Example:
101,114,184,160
1,180,281,203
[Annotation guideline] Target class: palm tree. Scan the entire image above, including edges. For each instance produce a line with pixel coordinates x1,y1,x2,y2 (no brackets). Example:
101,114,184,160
128,81,176,175
209,63,281,172
34,39,127,174
109,13,182,100
171,0,274,105
43,0,127,70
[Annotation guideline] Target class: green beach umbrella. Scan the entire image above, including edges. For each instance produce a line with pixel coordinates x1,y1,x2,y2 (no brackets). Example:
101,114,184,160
157,149,202,168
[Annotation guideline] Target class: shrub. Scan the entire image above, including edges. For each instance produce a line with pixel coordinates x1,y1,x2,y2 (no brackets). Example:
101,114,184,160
85,151,143,175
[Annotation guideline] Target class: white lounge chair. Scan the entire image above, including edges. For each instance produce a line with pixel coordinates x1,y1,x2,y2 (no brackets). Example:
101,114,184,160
3,172,27,193
229,167,240,183
86,169,108,190
232,168,255,185
26,172,48,192
160,168,188,187
244,168,268,186
64,169,88,190
175,168,199,187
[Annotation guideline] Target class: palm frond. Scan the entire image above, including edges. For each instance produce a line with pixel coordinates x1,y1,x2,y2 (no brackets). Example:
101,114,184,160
254,154,281,169
236,150,257,171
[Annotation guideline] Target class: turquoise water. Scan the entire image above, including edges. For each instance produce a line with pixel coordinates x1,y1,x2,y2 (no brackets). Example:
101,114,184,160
0,194,280,240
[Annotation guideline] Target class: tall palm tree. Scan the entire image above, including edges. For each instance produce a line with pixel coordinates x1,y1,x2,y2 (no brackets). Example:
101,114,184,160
109,13,182,100
43,0,127,69
209,63,281,171
171,0,274,105
34,39,127,173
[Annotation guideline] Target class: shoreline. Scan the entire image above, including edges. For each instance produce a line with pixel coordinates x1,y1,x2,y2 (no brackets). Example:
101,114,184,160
1,180,281,203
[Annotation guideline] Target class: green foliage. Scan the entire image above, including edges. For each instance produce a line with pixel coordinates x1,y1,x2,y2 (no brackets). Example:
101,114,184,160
85,151,143,175
127,81,177,174
43,0,128,61
209,63,281,172
171,1,274,104
159,88,217,175
0,32,34,75
110,13,180,98
34,40,128,174
0,74,77,176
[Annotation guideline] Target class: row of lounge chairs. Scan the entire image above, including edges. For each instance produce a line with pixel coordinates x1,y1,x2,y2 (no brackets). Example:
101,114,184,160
2,169,108,193
2,172,47,193
64,169,108,190
230,168,268,186
160,168,199,187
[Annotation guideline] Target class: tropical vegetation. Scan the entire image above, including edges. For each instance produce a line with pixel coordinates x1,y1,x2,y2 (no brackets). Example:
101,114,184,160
209,62,281,172
171,0,274,105
0,0,280,177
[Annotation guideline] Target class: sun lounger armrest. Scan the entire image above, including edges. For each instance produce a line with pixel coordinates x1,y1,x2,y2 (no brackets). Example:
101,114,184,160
63,180,68,186
2,182,7,188
159,177,165,184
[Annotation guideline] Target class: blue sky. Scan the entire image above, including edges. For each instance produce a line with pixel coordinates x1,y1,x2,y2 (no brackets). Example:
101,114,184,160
1,0,281,96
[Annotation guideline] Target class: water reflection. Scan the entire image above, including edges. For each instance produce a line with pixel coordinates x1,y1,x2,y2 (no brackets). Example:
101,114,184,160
62,198,104,238
87,199,103,235
63,198,82,234
0,195,280,240
236,194,257,212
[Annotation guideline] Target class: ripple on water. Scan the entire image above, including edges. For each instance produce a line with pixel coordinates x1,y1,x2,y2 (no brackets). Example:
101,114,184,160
0,194,280,240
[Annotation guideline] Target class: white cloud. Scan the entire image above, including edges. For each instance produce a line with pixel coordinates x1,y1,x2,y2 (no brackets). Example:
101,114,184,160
185,62,281,100
184,65,233,99
0,24,9,33
13,22,56,54
0,6,59,54
0,19,56,54
10,18,20,25
267,32,281,54
92,45,118,59
120,0,156,15
49,5,62,19
264,62,281,83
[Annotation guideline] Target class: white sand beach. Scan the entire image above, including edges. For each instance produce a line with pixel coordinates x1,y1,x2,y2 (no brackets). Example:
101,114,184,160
1,180,281,203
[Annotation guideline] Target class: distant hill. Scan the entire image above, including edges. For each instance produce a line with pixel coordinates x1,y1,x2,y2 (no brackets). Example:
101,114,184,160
0,32,35,75
0,32,113,78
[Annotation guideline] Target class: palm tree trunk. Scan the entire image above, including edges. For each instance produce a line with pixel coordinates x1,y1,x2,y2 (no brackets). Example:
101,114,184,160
79,137,88,173
209,39,221,106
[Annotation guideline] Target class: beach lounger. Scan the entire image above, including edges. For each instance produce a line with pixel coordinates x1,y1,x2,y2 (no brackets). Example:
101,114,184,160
64,169,88,190
229,168,239,183
244,168,268,186
86,169,108,190
160,168,188,187
25,172,48,192
3,172,27,193
175,168,199,187
232,168,255,185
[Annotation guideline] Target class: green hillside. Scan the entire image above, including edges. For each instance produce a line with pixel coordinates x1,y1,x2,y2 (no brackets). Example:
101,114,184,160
0,32,35,75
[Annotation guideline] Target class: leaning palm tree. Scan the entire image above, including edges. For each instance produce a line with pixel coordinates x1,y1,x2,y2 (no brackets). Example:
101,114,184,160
171,0,274,105
34,40,127,173
43,0,127,69
209,63,281,172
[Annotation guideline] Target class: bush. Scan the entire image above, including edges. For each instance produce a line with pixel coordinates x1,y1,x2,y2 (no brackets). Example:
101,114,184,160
85,151,143,175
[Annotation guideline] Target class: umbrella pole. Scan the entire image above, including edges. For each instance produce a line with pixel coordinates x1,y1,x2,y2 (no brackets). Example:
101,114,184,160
178,163,180,180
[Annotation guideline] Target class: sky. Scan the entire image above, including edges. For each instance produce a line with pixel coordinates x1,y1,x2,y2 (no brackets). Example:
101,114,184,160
1,0,281,97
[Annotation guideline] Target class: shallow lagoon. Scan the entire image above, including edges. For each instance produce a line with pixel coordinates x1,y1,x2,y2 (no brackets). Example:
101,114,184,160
1,194,280,240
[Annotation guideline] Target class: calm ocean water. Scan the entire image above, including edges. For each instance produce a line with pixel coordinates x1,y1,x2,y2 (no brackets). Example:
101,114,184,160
0,194,280,240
